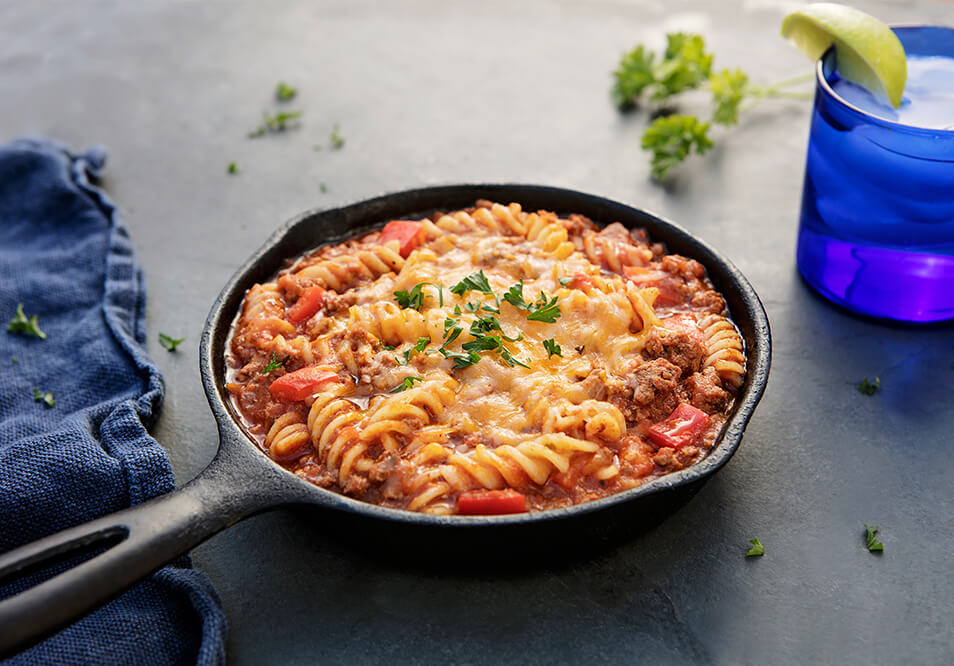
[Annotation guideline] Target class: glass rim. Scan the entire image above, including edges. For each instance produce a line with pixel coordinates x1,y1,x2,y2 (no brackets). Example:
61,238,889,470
815,24,954,137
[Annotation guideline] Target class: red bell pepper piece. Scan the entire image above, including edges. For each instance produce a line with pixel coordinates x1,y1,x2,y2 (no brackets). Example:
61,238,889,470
566,272,595,289
647,403,710,450
379,220,425,258
623,266,685,306
268,365,339,402
456,489,527,515
285,286,327,324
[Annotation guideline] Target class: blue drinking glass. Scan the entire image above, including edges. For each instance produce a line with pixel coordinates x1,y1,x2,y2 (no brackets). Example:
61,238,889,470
796,26,954,323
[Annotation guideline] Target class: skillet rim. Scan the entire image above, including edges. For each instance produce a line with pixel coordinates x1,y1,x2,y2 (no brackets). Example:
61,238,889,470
200,183,772,527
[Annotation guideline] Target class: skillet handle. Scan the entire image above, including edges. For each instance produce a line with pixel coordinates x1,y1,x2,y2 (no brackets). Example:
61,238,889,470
0,447,287,658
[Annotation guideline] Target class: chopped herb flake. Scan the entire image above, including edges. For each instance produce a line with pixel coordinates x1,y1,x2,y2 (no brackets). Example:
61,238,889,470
159,333,185,352
745,538,765,557
543,339,562,358
227,162,239,175
394,283,442,311
275,81,297,102
526,293,561,323
864,524,884,553
7,304,46,339
33,388,54,408
390,376,423,393
413,337,430,352
450,271,493,297
330,124,345,149
263,352,285,374
858,377,880,396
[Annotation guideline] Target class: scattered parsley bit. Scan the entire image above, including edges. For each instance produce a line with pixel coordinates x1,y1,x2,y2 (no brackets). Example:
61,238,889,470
159,333,185,352
7,304,46,339
248,111,303,137
858,377,880,396
12,357,18,364
440,347,482,369
381,343,396,351
543,339,562,358
394,283,443,311
275,81,297,102
575,345,585,355
390,376,424,393
443,318,463,345
864,524,884,553
745,538,765,557
413,337,430,352
450,271,494,297
329,124,345,149
526,293,561,323
227,162,239,175
263,352,285,374
320,183,328,193
33,388,54,408
558,277,573,286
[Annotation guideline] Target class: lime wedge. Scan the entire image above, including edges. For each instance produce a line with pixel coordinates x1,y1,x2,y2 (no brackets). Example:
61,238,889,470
781,3,906,108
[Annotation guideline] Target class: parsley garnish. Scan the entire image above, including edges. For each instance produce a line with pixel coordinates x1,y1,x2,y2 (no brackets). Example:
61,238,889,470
275,81,297,102
33,388,54,408
413,337,430,352
329,124,345,149
394,283,443,310
450,271,494,297
443,318,463,345
12,357,18,364
864,524,884,553
263,352,285,374
248,111,303,137
439,347,482,369
503,282,529,311
558,277,573,286
390,376,423,393
381,343,396,351
159,333,185,352
745,538,765,557
613,33,811,179
543,339,562,358
526,293,561,323
858,377,880,396
226,162,238,175
7,304,46,339
320,183,328,193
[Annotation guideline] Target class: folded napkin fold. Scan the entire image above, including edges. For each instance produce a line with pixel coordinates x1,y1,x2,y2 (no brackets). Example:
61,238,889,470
0,139,226,664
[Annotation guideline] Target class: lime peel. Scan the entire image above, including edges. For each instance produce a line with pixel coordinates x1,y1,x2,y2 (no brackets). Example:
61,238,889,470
781,3,906,108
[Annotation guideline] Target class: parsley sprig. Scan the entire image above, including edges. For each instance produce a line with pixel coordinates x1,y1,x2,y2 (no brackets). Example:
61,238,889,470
7,304,46,339
159,333,185,352
864,524,884,553
394,282,444,310
745,538,765,558
613,32,812,179
391,376,424,393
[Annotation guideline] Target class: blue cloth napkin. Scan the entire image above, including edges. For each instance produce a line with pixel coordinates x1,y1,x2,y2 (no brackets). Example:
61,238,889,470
0,139,226,664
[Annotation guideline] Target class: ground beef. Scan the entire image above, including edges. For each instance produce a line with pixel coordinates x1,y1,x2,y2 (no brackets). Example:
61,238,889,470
644,326,706,376
690,289,726,314
607,358,683,424
686,367,730,412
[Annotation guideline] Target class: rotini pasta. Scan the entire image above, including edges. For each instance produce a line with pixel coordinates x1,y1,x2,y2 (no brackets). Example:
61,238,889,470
226,201,745,515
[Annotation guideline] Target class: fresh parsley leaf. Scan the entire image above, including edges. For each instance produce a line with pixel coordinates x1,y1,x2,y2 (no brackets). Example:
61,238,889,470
558,277,573,286
653,33,713,101
329,124,345,149
710,68,749,126
390,376,423,393
440,347,482,368
499,347,530,369
444,325,463,345
159,333,185,352
641,114,713,180
543,339,562,358
858,377,880,396
864,524,884,552
227,161,239,175
7,304,46,340
394,283,441,311
33,388,54,408
450,271,493,297
275,81,297,102
462,335,502,353
464,301,481,313
612,44,656,109
413,337,430,352
745,538,765,557
381,343,396,351
526,293,561,323
263,352,285,374
453,304,462,316
503,282,528,311
249,111,302,137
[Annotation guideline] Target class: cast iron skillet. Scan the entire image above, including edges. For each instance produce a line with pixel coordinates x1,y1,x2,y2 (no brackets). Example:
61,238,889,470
0,184,771,656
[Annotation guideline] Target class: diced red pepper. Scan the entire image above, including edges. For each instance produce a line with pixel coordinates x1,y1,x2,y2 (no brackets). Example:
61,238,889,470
379,220,425,258
647,403,710,450
268,365,339,402
623,266,685,306
456,489,527,515
285,286,327,324
566,272,595,290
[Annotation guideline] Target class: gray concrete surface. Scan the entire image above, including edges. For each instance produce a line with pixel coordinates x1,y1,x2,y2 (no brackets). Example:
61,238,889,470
2,1,952,663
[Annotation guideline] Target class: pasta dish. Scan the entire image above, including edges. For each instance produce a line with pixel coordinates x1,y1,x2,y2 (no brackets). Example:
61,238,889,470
226,201,745,515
